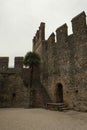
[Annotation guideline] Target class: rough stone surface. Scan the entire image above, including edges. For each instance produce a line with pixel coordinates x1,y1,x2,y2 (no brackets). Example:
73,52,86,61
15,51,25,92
33,11,87,111
0,12,87,111
0,57,30,108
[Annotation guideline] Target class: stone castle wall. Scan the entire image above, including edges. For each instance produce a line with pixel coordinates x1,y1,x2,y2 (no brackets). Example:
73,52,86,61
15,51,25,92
0,57,30,108
33,11,87,111
0,56,49,108
0,11,87,111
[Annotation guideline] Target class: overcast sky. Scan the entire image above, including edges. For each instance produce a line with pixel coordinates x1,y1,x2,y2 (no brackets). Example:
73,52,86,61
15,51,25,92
0,0,87,66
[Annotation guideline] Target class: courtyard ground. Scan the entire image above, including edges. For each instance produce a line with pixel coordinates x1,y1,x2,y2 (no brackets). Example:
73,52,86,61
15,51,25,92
0,108,87,130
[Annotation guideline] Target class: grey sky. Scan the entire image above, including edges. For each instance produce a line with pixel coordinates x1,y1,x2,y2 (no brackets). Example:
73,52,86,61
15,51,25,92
0,0,87,66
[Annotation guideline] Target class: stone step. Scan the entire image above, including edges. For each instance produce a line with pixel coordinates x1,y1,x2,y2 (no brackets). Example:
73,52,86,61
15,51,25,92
46,103,69,111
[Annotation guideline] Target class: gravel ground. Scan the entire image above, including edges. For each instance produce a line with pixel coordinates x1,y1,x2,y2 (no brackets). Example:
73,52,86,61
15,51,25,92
0,108,87,130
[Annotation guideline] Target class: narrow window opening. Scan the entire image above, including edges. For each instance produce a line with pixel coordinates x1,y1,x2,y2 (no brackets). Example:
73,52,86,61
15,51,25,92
12,93,16,98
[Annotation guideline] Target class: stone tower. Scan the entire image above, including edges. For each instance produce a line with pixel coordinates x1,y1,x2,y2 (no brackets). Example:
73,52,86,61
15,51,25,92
32,11,87,111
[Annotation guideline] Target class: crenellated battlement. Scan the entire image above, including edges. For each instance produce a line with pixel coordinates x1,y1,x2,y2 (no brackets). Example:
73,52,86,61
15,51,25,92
15,57,24,69
0,57,9,70
33,22,45,51
71,11,86,35
33,11,87,51
0,57,29,74
33,23,45,42
47,33,55,43
56,24,68,43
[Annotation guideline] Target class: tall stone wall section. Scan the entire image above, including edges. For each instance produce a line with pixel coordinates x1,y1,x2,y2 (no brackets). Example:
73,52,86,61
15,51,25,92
70,12,87,110
0,56,48,108
33,23,49,95
0,57,30,108
33,11,87,111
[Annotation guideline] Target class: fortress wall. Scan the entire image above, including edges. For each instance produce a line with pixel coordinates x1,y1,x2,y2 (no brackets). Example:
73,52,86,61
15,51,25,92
0,11,87,110
0,57,30,108
47,33,55,76
46,33,56,97
33,11,87,111
70,12,87,110
0,74,29,108
32,22,49,92
48,24,70,103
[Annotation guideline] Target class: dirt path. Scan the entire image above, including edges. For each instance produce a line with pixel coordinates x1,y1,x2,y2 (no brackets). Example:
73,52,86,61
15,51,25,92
0,108,87,130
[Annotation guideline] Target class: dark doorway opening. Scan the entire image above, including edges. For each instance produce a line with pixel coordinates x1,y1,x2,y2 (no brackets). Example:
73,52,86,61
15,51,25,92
56,83,63,103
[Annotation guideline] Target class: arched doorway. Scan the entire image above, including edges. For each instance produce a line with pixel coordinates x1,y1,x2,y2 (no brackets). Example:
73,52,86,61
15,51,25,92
56,83,63,103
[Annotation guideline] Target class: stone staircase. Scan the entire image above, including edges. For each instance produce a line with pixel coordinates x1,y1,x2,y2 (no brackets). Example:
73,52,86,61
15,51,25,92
33,80,69,111
46,102,69,111
33,80,52,107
